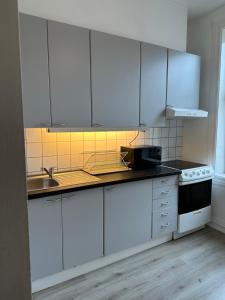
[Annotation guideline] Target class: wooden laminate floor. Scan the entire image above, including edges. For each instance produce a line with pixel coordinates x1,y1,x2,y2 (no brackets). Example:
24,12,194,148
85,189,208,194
33,227,225,300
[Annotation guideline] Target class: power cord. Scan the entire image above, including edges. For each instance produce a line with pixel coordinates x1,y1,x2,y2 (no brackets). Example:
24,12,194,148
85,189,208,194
129,130,145,146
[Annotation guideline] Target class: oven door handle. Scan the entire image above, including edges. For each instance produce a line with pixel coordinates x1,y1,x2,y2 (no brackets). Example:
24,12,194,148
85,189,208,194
193,210,203,215
179,176,213,186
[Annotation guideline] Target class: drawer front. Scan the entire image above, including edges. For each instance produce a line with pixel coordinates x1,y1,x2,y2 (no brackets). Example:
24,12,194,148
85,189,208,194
153,175,177,189
153,184,178,200
152,207,177,238
153,196,177,211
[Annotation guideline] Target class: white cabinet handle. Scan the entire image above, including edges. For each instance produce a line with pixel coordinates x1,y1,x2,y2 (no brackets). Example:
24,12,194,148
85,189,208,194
45,198,61,202
105,186,115,192
36,122,51,127
161,190,170,195
161,201,169,206
62,194,77,200
52,123,66,127
161,212,169,217
161,223,169,228
161,179,168,184
92,123,104,127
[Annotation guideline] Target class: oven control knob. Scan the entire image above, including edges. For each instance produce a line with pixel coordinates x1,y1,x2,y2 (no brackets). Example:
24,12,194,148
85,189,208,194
206,170,210,174
197,172,200,176
202,170,205,175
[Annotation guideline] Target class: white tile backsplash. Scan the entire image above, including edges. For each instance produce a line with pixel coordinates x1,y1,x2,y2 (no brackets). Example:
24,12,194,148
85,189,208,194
169,138,176,148
161,127,169,138
176,126,183,137
26,143,42,158
42,142,57,157
169,127,176,138
25,120,184,175
57,142,71,156
27,157,42,174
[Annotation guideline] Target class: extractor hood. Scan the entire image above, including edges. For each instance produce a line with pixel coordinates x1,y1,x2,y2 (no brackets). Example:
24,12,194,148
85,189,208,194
166,106,208,119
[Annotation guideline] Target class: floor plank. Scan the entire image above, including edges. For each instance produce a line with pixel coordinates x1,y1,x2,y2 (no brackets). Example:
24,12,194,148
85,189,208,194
33,227,225,300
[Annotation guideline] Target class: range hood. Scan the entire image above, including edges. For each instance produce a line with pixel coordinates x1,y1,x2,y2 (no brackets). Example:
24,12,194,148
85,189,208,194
166,106,208,119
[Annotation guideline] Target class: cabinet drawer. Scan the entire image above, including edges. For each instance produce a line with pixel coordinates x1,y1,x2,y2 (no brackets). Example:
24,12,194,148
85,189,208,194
153,176,177,189
153,196,177,211
153,184,177,200
152,207,177,238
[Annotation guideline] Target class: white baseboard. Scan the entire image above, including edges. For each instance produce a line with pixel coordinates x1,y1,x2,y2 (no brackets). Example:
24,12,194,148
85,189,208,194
32,234,172,293
208,221,225,234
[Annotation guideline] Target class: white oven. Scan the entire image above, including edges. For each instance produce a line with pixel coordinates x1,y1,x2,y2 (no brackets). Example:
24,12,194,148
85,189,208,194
177,166,213,233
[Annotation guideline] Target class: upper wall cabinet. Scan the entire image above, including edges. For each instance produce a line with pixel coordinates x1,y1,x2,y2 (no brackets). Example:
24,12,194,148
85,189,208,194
140,43,167,127
48,21,91,127
167,50,201,109
91,31,140,128
19,14,51,127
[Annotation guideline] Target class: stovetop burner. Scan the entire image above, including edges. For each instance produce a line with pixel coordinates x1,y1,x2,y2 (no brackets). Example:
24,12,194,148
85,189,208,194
162,160,206,170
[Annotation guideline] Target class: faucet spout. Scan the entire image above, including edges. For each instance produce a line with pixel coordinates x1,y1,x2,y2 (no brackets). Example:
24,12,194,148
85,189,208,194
43,167,55,179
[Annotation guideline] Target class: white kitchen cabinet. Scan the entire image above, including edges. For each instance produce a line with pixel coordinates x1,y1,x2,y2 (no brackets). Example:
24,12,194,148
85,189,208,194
19,14,51,127
91,31,140,128
167,50,201,109
152,176,178,238
27,175,179,281
140,43,167,127
48,21,91,127
104,180,152,255
62,188,103,269
28,196,63,281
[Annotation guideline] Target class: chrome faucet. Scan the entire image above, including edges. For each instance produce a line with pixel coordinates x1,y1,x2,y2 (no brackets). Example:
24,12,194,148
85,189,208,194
43,167,55,179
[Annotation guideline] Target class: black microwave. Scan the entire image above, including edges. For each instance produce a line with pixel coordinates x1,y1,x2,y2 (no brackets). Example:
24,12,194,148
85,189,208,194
121,145,162,170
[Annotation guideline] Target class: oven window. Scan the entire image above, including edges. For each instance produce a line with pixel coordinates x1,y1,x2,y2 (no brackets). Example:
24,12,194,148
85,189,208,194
178,179,212,215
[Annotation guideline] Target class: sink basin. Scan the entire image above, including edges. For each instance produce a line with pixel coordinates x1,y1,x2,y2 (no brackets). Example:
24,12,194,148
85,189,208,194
27,177,59,192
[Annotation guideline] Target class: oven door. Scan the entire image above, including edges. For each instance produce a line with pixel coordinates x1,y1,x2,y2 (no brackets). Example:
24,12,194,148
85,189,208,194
178,179,212,215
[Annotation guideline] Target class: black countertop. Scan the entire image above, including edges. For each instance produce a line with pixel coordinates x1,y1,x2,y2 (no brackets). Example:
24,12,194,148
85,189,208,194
28,165,181,200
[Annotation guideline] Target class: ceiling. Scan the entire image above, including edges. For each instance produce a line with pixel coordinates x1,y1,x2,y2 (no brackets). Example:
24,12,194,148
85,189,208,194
179,0,225,19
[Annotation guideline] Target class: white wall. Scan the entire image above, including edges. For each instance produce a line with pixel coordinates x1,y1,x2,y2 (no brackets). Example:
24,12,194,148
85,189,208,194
215,40,225,174
0,0,31,299
187,5,225,232
185,5,225,165
18,0,187,51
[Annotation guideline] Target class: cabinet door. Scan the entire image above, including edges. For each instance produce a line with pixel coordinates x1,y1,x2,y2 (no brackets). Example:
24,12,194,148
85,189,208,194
140,43,167,127
19,14,51,127
28,196,62,281
104,180,152,255
167,50,201,109
91,31,140,128
62,188,103,269
48,21,91,127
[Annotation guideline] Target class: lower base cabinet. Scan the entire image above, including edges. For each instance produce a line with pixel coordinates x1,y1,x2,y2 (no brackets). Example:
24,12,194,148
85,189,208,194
28,196,63,281
62,188,103,269
28,176,178,281
104,180,153,255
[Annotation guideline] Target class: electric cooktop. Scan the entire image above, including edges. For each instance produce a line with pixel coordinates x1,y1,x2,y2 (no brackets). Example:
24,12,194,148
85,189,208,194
162,160,206,170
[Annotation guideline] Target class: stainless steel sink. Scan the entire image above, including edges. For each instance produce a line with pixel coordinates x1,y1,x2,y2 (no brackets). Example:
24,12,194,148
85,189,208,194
27,177,59,192
27,170,101,193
